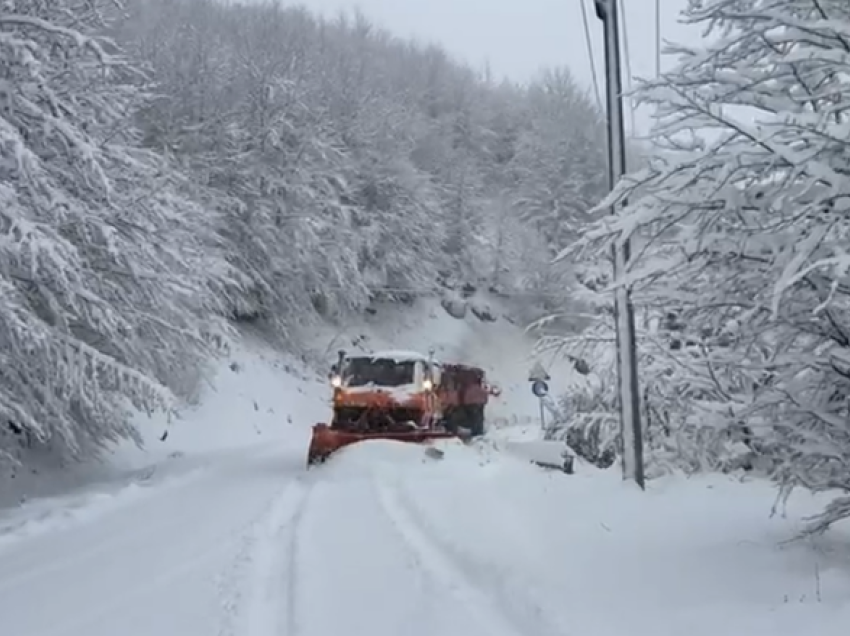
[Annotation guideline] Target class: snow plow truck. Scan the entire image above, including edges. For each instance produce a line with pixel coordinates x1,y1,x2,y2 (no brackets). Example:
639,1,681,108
306,350,500,466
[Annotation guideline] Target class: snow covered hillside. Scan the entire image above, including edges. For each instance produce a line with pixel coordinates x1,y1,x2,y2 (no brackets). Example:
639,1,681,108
2,0,596,482
1,298,848,636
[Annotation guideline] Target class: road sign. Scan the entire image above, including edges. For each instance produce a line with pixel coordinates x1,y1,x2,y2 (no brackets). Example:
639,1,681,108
528,361,550,382
531,379,549,398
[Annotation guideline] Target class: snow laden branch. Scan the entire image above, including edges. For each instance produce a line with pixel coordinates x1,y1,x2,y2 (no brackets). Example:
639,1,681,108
553,0,850,533
0,1,229,465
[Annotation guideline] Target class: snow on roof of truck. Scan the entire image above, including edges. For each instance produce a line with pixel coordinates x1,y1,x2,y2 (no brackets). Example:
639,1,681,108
362,350,433,363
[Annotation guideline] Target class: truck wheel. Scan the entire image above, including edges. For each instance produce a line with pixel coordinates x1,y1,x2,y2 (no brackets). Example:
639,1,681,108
469,406,485,437
443,408,459,434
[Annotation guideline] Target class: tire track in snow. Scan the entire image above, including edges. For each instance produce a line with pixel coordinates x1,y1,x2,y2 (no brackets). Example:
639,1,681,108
374,476,568,636
218,477,313,636
281,479,312,636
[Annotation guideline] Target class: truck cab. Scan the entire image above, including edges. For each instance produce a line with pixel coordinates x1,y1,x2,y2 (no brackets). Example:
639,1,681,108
331,350,440,392
328,350,442,431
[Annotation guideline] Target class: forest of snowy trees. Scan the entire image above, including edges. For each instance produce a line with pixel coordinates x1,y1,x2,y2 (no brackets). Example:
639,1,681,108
550,0,850,533
0,0,605,465
3,0,850,533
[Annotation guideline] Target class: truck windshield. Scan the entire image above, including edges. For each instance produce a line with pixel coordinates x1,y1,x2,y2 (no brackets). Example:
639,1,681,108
344,358,416,387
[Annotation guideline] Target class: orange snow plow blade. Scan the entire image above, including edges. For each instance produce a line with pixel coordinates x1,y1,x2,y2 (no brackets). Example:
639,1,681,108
306,423,465,466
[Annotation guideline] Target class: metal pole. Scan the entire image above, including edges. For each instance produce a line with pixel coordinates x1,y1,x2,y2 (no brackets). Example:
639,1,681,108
593,0,645,488
655,0,661,77
539,397,546,431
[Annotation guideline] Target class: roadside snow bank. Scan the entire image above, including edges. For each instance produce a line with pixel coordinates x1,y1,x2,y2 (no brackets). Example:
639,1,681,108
136,337,326,455
0,335,326,539
391,455,850,636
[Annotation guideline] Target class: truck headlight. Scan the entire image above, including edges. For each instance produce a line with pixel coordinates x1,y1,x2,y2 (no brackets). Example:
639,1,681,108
331,375,342,388
423,378,433,391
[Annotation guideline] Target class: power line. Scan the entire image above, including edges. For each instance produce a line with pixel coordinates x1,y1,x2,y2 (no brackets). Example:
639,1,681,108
579,0,603,110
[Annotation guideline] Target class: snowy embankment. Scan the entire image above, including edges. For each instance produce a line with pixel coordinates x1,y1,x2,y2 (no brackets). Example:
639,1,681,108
0,296,848,636
0,339,328,549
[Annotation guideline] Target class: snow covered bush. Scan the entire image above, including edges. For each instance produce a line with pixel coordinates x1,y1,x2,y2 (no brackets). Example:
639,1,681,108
554,0,850,534
0,1,229,465
538,281,764,477
512,69,607,254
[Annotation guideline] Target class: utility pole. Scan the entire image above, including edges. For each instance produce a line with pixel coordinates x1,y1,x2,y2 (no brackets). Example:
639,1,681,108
593,0,645,489
655,0,662,77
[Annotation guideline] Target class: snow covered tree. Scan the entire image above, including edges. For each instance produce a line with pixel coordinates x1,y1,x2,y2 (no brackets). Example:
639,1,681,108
562,0,850,532
0,1,228,466
0,0,613,475
512,69,607,255
119,0,609,330
315,12,449,298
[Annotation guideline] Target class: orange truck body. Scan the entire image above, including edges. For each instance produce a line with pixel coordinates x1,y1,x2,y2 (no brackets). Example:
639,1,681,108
306,354,496,466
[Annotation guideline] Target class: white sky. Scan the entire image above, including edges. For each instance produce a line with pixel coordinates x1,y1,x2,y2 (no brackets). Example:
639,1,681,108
282,0,704,134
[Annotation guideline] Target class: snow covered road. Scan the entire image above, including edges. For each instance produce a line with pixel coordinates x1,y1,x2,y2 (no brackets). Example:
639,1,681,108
0,443,306,636
1,436,849,636
0,438,567,636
